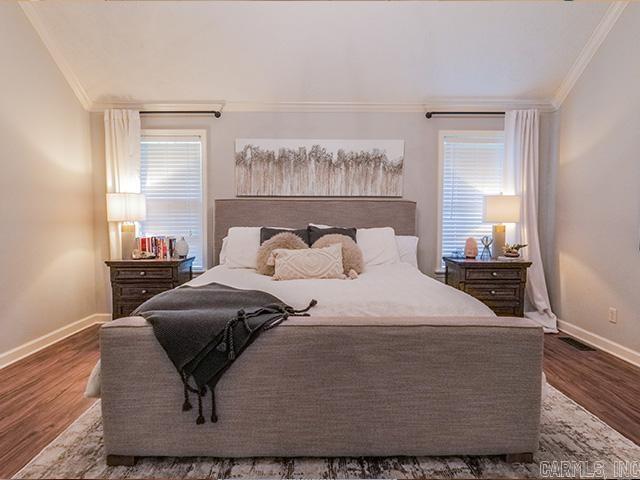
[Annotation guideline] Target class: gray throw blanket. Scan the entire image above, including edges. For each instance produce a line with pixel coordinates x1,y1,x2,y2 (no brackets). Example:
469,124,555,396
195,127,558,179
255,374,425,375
133,282,317,424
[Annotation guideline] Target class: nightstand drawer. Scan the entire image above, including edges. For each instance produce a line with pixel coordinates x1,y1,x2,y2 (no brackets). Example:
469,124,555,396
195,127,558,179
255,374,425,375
464,284,520,300
114,267,174,281
486,304,520,316
115,303,143,318
465,268,522,281
115,284,172,300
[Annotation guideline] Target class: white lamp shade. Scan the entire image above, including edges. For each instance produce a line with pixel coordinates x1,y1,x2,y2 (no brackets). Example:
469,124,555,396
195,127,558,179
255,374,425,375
483,195,521,223
107,193,146,222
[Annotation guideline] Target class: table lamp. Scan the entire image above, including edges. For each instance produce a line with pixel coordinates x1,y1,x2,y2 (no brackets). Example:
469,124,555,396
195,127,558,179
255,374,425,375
107,193,146,260
483,195,521,259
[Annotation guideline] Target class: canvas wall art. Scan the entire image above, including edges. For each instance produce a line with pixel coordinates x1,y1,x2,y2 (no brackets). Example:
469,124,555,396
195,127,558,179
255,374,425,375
235,139,404,197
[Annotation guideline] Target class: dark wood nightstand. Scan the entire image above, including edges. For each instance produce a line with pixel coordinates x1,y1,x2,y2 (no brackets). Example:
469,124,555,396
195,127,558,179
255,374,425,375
443,257,531,317
105,257,195,319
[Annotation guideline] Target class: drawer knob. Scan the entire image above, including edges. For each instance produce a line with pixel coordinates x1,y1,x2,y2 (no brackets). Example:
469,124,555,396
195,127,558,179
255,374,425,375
139,271,146,276
491,272,498,277
141,289,147,294
490,290,496,295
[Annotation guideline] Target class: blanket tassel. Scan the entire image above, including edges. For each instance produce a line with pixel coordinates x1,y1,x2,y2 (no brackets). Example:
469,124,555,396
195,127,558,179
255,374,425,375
210,388,218,423
181,372,192,411
196,387,206,425
293,299,317,314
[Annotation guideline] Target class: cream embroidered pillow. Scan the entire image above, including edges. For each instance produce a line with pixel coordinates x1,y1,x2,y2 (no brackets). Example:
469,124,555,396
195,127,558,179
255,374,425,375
268,243,346,280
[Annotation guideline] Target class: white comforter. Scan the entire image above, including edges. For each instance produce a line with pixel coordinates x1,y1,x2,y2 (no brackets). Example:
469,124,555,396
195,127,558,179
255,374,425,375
188,262,494,318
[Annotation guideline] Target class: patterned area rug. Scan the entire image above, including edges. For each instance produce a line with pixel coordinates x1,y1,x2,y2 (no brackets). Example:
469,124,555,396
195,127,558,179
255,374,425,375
14,386,640,479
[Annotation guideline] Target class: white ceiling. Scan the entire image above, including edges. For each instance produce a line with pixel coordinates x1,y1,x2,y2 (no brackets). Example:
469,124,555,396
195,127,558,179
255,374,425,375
24,1,616,110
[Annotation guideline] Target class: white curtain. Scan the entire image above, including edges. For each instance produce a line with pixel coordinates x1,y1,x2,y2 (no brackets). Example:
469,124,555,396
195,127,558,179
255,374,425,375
104,109,141,260
504,109,558,333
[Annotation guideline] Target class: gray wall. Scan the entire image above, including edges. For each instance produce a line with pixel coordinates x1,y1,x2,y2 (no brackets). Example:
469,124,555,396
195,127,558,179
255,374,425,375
551,3,640,352
0,4,98,355
90,113,111,315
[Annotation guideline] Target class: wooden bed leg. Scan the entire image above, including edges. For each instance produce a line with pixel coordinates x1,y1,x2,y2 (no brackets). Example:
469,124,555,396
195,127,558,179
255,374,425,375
106,455,136,466
506,453,534,463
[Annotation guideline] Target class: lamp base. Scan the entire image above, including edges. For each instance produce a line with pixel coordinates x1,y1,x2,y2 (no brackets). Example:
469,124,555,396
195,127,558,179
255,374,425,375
121,223,136,260
491,224,505,260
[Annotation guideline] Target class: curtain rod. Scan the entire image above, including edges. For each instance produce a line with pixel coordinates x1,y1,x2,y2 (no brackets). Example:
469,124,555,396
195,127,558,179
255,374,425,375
425,111,505,119
140,110,222,118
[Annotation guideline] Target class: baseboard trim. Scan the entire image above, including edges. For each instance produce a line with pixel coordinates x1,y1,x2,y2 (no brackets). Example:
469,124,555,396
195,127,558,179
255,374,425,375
0,313,110,369
558,319,640,368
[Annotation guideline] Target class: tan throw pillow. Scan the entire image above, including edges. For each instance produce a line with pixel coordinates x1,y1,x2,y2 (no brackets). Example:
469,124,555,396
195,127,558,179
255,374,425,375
311,234,364,276
256,232,308,276
269,244,346,281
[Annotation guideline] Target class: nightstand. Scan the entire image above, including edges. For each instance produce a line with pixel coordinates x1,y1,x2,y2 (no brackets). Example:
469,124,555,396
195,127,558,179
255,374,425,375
105,257,195,319
443,257,531,317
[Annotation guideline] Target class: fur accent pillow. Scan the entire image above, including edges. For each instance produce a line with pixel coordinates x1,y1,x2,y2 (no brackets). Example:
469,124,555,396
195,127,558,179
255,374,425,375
312,234,364,277
268,244,346,281
256,232,308,276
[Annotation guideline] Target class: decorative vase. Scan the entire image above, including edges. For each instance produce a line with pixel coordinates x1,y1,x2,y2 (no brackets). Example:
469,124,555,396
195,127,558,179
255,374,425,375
176,237,189,258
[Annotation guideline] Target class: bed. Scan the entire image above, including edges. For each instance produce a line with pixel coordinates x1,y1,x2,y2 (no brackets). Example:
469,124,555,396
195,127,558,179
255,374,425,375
98,199,543,465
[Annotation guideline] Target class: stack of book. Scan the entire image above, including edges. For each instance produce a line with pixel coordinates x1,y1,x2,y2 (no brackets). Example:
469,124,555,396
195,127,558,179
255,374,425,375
136,236,177,260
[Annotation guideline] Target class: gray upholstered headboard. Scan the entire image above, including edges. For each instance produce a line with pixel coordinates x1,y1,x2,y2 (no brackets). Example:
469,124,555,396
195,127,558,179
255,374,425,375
214,199,416,265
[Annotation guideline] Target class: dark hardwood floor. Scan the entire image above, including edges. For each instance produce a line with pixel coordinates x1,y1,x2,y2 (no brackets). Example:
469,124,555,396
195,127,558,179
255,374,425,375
0,325,100,479
0,326,638,478
543,333,640,446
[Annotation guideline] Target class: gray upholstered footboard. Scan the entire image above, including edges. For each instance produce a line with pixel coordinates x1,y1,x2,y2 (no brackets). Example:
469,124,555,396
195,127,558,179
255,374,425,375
100,316,543,459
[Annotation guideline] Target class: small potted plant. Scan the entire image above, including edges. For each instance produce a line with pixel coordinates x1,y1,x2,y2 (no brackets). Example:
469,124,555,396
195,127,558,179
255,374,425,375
503,243,527,258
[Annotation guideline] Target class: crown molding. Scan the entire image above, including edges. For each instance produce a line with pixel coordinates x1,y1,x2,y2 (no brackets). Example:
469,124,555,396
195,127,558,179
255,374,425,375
225,98,556,113
90,98,555,114
422,97,555,113
552,1,628,109
224,101,426,113
89,101,226,113
20,2,92,110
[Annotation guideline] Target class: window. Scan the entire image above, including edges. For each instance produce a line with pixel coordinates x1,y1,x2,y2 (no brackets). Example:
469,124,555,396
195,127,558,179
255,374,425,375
140,130,206,270
438,131,505,269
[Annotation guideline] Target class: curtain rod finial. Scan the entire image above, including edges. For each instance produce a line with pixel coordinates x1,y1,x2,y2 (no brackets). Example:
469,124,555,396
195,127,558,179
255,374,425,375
425,112,432,119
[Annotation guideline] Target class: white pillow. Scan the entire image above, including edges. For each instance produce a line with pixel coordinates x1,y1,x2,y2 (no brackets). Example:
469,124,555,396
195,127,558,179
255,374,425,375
224,227,261,269
395,235,419,268
356,227,400,267
219,237,228,265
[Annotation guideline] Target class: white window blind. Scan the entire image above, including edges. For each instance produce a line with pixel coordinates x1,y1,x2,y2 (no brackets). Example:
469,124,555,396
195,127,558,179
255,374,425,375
440,132,505,265
140,134,205,270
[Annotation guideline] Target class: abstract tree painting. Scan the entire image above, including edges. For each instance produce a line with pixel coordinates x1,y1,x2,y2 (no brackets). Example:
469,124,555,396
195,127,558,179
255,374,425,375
235,139,404,197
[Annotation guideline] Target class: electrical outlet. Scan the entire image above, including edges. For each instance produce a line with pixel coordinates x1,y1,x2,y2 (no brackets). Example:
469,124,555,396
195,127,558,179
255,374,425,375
608,307,618,324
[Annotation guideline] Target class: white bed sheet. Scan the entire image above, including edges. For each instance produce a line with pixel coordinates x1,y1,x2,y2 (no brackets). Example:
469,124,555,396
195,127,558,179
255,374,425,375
188,262,495,318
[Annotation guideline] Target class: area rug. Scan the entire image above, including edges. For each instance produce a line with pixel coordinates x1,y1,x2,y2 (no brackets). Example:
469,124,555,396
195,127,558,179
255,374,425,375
14,386,640,479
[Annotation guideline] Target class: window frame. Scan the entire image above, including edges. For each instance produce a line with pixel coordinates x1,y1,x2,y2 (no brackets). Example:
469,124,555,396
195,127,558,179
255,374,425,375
140,128,208,271
436,130,505,273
